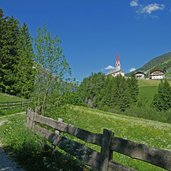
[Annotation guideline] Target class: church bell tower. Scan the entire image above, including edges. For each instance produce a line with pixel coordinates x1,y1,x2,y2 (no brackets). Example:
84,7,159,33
115,55,121,71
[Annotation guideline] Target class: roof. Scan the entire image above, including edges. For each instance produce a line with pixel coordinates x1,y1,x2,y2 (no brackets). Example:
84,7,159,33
134,71,146,75
150,70,165,74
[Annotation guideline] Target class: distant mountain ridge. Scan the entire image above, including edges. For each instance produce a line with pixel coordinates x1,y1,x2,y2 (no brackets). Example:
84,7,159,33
128,52,171,76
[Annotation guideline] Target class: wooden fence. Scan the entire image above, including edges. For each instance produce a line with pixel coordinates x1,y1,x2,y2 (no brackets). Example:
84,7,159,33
0,101,29,110
27,108,171,171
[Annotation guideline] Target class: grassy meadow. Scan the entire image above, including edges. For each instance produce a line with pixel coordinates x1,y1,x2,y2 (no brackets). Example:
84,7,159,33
138,79,171,106
0,93,25,102
1,79,171,171
0,93,27,116
138,80,162,106
45,105,171,171
0,105,171,170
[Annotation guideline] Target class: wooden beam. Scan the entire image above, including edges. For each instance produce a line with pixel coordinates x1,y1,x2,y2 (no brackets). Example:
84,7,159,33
111,137,171,170
30,113,102,146
34,125,100,169
108,160,136,171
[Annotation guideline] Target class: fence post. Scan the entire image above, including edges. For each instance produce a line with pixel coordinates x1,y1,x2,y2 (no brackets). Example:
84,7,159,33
27,108,36,129
99,129,113,171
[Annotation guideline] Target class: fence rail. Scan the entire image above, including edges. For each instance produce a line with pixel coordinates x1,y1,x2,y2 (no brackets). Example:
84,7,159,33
0,101,29,110
26,109,171,171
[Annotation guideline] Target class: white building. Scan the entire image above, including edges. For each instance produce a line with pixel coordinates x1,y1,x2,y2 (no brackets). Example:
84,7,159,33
107,55,125,77
150,70,165,80
135,71,146,80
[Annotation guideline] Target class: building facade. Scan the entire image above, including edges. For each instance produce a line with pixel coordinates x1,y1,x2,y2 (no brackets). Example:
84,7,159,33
135,71,146,80
150,70,165,80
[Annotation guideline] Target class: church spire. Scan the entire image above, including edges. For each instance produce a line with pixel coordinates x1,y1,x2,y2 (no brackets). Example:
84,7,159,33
116,54,121,71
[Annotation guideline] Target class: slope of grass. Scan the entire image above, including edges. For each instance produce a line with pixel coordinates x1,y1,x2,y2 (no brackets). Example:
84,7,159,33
138,80,171,107
0,93,27,116
0,93,25,102
1,106,171,170
46,105,171,171
138,79,161,87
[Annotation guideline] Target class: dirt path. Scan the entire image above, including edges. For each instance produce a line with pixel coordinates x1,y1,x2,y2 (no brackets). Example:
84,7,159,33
0,113,25,171
0,146,24,171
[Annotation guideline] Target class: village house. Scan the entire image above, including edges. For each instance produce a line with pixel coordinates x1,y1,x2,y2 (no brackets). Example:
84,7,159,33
135,71,146,80
150,70,165,80
107,55,125,77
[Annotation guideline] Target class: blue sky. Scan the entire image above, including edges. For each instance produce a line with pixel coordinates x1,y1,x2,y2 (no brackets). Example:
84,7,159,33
1,0,171,81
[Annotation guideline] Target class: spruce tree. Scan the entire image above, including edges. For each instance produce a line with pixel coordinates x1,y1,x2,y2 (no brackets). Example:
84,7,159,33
113,76,130,112
0,10,19,94
153,79,171,111
14,23,35,98
127,75,139,103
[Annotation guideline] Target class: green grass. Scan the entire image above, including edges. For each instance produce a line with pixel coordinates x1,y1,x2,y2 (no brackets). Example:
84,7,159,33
138,79,162,87
1,105,171,170
138,86,157,106
138,80,171,107
45,105,171,171
0,113,86,171
138,80,161,107
0,93,25,102
0,93,27,116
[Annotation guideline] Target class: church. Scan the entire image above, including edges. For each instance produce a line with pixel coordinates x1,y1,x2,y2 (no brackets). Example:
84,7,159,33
107,55,125,77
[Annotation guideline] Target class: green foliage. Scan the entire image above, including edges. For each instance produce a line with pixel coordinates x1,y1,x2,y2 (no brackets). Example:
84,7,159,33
79,73,139,112
152,79,171,111
32,25,71,113
14,23,35,98
0,9,35,98
0,10,20,94
112,76,130,111
127,75,139,103
79,72,106,107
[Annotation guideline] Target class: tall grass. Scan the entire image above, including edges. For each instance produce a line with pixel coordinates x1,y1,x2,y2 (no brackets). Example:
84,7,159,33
0,114,85,171
45,105,171,171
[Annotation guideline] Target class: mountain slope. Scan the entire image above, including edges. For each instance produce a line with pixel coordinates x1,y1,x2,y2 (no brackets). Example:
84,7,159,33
140,52,171,72
128,52,171,76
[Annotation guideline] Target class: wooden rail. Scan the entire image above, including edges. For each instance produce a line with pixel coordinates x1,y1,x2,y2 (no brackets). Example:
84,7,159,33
27,108,171,171
0,101,29,110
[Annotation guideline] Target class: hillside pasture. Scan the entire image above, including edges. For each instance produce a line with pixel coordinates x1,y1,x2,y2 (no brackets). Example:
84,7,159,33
0,93,27,116
0,106,171,170
138,79,171,106
0,93,25,102
45,105,171,171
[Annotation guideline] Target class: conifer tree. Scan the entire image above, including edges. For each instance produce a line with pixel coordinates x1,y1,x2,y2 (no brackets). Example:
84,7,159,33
127,75,139,103
0,9,19,94
113,76,130,111
14,23,35,98
153,79,171,111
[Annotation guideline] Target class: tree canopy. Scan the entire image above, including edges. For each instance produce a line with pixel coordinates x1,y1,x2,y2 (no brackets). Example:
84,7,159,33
0,9,34,97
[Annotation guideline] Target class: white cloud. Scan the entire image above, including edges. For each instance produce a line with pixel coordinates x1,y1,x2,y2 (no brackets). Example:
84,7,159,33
130,0,139,7
129,68,136,72
105,65,115,70
139,3,165,14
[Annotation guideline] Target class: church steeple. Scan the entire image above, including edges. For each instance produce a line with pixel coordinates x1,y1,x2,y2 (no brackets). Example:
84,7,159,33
115,54,121,71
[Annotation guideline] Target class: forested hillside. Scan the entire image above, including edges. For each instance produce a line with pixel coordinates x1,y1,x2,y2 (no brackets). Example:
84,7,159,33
128,52,171,76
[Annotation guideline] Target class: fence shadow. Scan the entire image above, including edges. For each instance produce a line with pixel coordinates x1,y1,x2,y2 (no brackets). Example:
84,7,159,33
1,142,85,171
0,146,24,171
